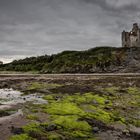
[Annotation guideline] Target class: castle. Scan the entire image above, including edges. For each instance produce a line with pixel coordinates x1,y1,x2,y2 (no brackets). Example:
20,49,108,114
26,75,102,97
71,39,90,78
122,23,140,47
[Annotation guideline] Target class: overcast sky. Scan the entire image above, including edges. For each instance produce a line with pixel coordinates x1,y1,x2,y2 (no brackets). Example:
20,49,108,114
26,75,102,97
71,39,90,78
0,0,140,63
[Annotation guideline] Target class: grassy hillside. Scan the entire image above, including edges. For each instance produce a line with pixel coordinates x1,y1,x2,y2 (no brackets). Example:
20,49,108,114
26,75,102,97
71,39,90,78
0,46,138,73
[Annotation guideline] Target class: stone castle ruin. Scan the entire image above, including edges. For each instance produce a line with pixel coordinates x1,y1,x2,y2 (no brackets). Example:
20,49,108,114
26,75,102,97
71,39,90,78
122,23,140,48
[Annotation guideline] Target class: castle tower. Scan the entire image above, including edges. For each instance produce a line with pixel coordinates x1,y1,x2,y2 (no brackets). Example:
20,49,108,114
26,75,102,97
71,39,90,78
122,31,130,47
132,23,139,33
122,23,140,48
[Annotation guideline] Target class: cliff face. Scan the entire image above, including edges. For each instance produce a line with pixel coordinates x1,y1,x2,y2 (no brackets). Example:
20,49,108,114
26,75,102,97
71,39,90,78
0,47,140,73
114,47,140,73
95,47,140,73
97,47,140,73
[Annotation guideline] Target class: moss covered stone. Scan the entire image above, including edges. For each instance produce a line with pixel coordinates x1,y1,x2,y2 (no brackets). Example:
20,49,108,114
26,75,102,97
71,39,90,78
53,116,92,131
44,102,85,116
26,114,38,120
28,82,62,90
127,87,140,94
63,92,107,105
10,134,35,140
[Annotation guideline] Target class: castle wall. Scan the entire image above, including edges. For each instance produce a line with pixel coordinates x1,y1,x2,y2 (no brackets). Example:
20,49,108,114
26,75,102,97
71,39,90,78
122,31,126,47
130,35,138,47
122,31,130,47
137,29,140,46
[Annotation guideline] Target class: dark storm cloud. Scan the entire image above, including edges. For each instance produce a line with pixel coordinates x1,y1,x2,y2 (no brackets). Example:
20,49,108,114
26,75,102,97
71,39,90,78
0,0,140,63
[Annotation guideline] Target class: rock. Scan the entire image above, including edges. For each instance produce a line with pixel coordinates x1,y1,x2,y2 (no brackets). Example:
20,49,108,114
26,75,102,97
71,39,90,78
93,127,100,133
122,129,130,136
104,107,112,110
93,100,98,105
105,100,110,104
111,123,127,131
1,82,9,88
129,125,140,135
45,124,57,131
11,85,18,90
11,126,23,134
37,89,50,93
54,96,61,101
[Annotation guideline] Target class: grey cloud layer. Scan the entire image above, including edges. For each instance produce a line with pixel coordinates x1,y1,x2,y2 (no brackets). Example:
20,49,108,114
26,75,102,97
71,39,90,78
0,0,139,62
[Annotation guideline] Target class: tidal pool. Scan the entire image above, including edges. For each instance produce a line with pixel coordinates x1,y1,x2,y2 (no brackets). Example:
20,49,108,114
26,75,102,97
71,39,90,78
0,88,47,106
0,88,47,119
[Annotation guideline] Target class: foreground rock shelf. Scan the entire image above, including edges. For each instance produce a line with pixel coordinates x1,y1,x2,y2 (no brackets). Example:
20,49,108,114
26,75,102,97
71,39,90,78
0,74,139,140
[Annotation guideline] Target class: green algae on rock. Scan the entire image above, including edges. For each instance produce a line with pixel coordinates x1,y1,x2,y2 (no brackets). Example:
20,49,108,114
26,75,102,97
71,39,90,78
43,102,85,116
10,134,35,140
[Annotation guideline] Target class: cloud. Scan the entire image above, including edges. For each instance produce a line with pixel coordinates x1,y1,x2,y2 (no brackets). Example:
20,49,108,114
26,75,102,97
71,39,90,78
105,0,139,9
0,0,139,62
